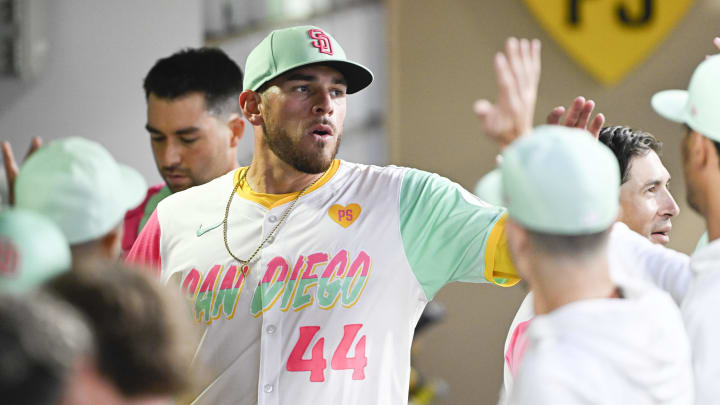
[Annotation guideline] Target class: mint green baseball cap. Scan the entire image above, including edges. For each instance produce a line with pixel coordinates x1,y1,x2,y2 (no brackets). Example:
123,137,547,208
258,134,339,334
652,54,720,142
244,25,373,94
0,208,71,293
474,168,504,207
15,137,146,244
500,126,620,234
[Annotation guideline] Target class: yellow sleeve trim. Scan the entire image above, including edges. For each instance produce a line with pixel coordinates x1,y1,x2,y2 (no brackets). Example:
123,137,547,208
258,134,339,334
484,214,521,287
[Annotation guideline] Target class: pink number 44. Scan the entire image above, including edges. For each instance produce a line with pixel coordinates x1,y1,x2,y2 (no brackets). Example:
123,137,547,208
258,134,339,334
286,323,367,382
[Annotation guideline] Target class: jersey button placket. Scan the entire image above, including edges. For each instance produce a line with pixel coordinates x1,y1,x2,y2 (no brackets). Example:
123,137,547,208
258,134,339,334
259,210,281,405
259,315,281,404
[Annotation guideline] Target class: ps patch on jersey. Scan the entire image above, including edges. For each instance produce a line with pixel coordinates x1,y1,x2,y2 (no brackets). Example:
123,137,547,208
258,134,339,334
328,204,361,228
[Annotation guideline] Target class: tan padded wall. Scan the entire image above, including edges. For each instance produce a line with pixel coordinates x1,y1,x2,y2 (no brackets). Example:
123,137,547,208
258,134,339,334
387,1,720,403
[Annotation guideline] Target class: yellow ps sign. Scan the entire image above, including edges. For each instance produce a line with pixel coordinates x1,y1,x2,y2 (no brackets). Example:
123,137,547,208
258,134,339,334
524,0,694,85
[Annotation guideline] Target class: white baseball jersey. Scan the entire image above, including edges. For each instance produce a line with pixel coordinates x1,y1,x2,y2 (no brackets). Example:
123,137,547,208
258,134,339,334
681,238,720,405
128,159,517,405
501,222,691,397
502,280,694,405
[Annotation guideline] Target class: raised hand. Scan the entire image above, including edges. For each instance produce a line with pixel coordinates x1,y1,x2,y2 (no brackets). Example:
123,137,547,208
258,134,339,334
474,37,541,149
546,96,605,139
2,137,43,205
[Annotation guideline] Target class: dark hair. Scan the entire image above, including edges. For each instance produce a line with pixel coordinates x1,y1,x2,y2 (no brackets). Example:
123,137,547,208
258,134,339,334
526,228,611,257
143,47,243,116
0,293,92,405
598,126,662,184
45,262,195,398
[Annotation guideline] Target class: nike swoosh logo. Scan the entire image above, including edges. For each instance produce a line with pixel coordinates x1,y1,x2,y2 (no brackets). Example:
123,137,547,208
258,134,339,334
196,221,224,237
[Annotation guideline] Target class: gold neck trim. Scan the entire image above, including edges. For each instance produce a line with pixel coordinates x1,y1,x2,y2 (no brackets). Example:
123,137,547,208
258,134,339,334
232,159,340,209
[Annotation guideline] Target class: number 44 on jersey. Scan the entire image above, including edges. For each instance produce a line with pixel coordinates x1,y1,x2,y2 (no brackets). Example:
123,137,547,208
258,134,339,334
287,324,367,382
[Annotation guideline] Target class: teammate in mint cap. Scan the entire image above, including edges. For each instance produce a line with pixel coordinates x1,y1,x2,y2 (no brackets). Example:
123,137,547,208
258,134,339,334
129,27,533,405
652,52,720,405
498,126,693,405
0,208,71,293
15,137,146,262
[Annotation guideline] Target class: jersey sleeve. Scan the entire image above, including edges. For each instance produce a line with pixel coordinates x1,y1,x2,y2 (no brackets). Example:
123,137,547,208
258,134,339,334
399,168,519,300
125,209,162,277
608,222,690,304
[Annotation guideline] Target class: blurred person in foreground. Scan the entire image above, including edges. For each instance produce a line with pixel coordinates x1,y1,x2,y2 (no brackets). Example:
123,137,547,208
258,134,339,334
13,137,145,262
0,292,92,405
473,43,693,398
502,125,686,392
497,126,693,404
44,261,198,404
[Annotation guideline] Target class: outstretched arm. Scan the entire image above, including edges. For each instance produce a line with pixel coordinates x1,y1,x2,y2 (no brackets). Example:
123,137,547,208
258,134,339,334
474,37,541,149
1,137,43,205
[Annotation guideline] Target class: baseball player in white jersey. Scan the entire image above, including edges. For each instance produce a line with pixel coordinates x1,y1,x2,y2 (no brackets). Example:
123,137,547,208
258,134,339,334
128,27,534,404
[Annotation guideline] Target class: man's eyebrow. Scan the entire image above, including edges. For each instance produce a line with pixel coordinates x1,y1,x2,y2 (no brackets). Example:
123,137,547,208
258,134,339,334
641,179,662,189
145,124,162,135
145,125,199,136
174,126,199,136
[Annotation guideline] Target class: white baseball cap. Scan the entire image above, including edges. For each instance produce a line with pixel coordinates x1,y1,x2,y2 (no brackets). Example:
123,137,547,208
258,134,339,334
15,137,146,244
499,126,620,234
0,208,71,293
651,54,720,142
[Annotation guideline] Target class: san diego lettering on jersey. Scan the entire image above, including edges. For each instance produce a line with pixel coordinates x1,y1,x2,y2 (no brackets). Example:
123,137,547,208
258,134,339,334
184,250,372,324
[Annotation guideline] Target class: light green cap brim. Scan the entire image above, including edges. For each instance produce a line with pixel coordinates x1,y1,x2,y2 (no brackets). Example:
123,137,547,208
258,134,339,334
499,126,620,235
0,208,71,293
244,25,373,94
652,54,720,142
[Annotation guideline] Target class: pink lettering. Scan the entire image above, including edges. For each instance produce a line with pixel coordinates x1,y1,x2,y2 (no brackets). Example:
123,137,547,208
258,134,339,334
262,257,289,284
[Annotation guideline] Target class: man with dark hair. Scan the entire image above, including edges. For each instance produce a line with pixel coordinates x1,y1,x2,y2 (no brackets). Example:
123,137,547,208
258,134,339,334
45,262,196,404
599,125,679,245
122,47,245,254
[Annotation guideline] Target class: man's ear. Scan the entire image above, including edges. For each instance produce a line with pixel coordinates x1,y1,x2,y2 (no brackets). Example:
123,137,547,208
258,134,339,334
100,225,122,260
687,131,708,170
701,136,720,172
227,115,245,148
239,90,264,126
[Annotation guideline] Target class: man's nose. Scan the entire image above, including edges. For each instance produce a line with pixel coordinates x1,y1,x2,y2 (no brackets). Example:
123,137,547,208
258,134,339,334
312,89,334,116
660,189,680,218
